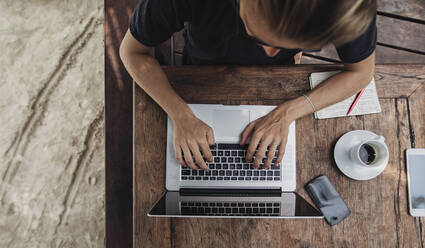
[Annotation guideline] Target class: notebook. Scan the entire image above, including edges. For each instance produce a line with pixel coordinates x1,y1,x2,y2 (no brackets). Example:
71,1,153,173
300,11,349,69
309,71,381,119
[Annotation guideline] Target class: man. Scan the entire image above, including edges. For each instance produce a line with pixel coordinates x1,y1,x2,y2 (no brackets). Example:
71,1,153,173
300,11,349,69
120,0,377,171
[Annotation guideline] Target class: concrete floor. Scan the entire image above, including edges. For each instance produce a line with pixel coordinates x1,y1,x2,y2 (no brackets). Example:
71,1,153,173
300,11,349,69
0,0,104,247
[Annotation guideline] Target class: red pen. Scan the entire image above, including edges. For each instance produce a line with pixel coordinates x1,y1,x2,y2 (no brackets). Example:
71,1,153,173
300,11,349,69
347,88,365,115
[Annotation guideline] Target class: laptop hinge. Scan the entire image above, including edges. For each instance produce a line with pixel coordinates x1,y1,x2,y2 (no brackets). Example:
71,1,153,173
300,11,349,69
180,188,282,196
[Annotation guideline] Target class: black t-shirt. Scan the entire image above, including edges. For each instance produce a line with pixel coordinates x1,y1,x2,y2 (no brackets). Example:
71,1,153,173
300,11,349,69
129,0,377,65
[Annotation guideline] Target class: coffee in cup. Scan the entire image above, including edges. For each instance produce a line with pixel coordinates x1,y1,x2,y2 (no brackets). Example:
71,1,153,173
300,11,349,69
350,135,388,168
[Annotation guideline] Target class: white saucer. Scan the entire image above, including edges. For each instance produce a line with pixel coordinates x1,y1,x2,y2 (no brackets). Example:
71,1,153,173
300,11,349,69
334,130,388,180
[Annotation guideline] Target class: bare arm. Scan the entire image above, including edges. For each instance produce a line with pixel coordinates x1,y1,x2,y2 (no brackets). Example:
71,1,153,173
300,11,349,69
241,52,376,168
283,51,376,120
119,30,215,171
119,29,193,122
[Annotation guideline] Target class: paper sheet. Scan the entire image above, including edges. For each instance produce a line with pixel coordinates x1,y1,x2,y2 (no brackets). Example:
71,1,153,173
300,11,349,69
309,71,381,119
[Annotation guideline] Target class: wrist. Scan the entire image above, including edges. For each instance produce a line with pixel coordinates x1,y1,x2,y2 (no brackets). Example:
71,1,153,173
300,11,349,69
169,104,195,123
277,96,313,120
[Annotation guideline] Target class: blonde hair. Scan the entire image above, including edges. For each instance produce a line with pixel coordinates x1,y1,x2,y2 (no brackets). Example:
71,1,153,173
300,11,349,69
245,0,376,47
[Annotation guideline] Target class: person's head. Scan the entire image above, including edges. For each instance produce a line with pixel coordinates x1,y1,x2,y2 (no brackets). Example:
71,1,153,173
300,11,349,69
238,0,376,56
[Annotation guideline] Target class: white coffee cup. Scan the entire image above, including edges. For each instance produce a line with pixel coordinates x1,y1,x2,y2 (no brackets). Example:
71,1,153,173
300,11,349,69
350,135,389,168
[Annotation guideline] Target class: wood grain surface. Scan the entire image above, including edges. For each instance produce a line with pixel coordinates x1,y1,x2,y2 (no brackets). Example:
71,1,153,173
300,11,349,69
133,64,425,247
105,0,139,247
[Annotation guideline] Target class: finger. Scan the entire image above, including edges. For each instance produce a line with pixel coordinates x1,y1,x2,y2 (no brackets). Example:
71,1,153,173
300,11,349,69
206,127,215,146
253,135,272,169
264,139,279,170
181,143,198,170
240,121,256,145
199,140,213,163
174,144,186,167
246,132,262,163
275,138,288,166
188,140,209,171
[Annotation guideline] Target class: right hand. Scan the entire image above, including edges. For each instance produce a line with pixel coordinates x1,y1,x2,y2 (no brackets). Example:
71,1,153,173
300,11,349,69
172,114,215,171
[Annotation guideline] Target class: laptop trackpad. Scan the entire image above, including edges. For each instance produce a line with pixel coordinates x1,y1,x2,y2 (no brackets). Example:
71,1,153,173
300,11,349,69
213,110,250,137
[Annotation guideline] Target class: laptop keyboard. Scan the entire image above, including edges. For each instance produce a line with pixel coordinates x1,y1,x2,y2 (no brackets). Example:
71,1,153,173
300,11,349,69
180,201,281,216
180,143,281,181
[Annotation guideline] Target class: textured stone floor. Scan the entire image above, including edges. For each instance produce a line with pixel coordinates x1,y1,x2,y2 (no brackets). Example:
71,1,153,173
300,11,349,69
0,0,104,247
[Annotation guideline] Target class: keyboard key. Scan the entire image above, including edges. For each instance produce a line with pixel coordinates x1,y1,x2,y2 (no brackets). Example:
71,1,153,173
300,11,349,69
267,177,273,181
266,203,272,207
206,171,212,176
225,151,230,156
210,144,217,150
189,176,194,180
260,171,266,176
274,171,280,176
218,143,248,150
212,151,217,156
237,164,242,169
243,164,249,169
231,203,237,207
226,208,231,213
182,176,188,180
267,171,273,176
238,177,244,180
254,171,259,176
260,177,266,181
245,177,251,180
232,151,237,156
223,164,229,169
196,176,202,180
182,170,190,175
239,208,245,213
247,171,252,176
209,164,215,169
221,157,227,163
235,157,241,163
214,157,220,162
226,171,232,176
212,171,218,176
216,164,222,169
218,151,223,156
231,177,237,180
274,177,280,181
217,177,223,180
202,177,208,180
271,165,279,170
240,171,246,176
224,177,230,180
253,208,259,213
232,208,238,213
273,208,280,213
224,203,230,207
219,208,225,213
199,170,205,176
230,164,235,170
192,170,198,176
219,170,225,176
246,208,252,214
210,177,216,180
273,203,279,207
232,171,239,176
260,208,266,213
253,177,259,181
228,157,234,163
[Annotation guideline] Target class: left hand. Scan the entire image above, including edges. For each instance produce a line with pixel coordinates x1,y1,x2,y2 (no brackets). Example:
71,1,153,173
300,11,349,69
239,105,293,170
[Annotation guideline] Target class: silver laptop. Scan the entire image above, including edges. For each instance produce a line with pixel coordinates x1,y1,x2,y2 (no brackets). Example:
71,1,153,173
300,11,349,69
148,104,322,218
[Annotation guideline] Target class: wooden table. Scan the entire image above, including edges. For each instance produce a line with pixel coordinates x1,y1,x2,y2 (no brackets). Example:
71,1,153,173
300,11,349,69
133,64,424,247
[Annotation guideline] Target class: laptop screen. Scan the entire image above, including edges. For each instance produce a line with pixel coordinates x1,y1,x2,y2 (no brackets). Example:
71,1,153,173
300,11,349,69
148,191,322,218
